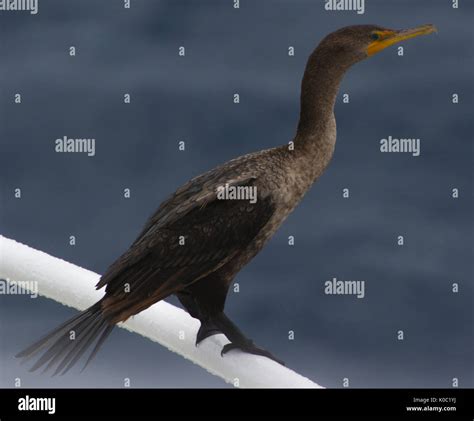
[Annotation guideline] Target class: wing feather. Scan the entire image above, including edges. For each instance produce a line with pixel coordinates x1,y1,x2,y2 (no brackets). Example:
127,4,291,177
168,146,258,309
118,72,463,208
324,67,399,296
96,173,273,323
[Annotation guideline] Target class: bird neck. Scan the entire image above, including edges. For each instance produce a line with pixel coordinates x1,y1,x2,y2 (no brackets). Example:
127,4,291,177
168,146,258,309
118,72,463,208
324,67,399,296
295,48,350,149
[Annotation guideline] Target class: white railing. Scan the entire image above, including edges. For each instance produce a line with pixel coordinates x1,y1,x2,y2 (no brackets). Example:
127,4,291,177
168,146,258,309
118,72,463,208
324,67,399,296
0,235,322,388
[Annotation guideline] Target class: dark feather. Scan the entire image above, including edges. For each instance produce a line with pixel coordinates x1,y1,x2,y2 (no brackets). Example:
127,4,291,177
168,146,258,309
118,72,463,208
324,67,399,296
16,302,114,375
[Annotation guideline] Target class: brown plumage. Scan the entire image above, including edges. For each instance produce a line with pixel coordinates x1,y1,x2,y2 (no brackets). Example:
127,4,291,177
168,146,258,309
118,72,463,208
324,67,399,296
16,24,436,374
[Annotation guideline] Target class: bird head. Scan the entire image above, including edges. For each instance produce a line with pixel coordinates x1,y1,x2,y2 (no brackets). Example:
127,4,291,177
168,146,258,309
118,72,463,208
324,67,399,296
317,24,437,66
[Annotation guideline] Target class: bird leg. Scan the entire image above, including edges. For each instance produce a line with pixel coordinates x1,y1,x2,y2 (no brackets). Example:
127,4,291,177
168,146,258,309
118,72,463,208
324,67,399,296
211,312,285,366
176,291,223,346
195,319,221,345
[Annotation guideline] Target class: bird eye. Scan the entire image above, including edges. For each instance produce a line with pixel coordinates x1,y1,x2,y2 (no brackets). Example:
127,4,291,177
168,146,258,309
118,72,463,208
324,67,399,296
370,33,380,41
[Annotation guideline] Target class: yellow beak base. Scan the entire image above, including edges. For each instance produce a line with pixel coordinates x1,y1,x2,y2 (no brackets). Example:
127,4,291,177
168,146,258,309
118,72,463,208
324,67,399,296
367,24,437,56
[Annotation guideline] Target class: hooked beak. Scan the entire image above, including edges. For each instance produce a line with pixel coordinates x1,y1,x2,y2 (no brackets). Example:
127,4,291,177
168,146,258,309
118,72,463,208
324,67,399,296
367,24,437,56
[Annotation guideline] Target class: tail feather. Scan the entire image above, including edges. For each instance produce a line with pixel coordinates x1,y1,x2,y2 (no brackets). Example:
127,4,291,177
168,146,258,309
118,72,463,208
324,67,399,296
53,317,105,376
38,312,103,373
16,303,114,374
81,324,114,372
16,310,92,360
28,311,98,372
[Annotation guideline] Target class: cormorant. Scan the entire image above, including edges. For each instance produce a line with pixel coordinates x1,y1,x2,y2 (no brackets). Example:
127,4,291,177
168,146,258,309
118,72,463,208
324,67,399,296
17,24,436,374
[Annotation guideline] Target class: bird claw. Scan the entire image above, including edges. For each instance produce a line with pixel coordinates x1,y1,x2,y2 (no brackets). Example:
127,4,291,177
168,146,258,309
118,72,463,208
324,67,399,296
220,342,242,356
195,323,221,346
221,341,285,366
